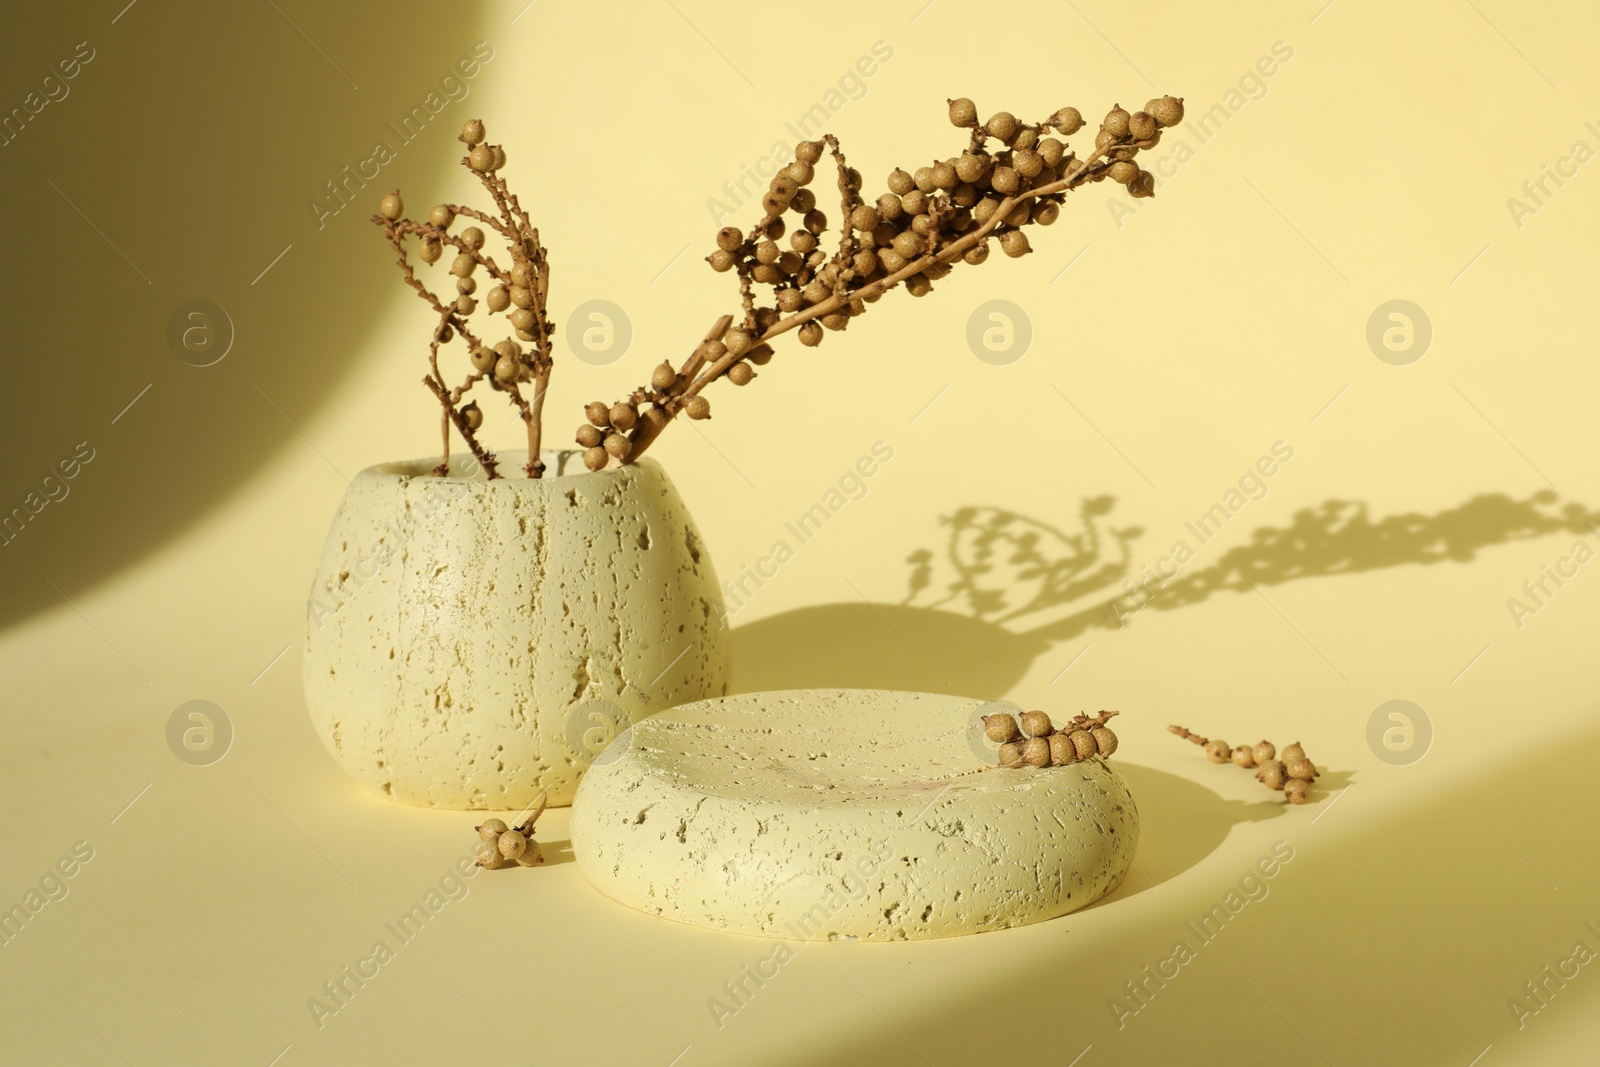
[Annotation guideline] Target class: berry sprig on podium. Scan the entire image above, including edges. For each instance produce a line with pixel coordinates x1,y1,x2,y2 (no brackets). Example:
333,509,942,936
984,709,1120,768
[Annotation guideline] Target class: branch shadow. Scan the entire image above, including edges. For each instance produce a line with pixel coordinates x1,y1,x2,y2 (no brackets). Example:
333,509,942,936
729,490,1597,699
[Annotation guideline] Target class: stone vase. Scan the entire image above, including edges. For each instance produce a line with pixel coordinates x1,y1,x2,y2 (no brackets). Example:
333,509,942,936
302,449,731,809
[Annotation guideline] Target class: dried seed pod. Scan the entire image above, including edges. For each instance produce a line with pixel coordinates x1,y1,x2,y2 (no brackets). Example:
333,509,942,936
1048,733,1076,766
955,152,987,183
575,424,602,448
1019,710,1053,738
379,190,404,221
1280,741,1306,763
904,274,932,298
948,96,978,127
428,204,454,228
849,205,880,232
1032,200,1060,226
984,111,1019,143
1103,105,1131,139
1284,779,1312,805
684,395,711,420
1069,730,1097,761
585,401,611,427
1092,726,1118,757
1013,149,1043,178
461,402,484,431
998,742,1025,768
1051,106,1084,134
1022,737,1051,767
486,285,510,313
723,329,753,356
1253,740,1276,765
1128,111,1157,140
470,346,496,373
798,321,823,347
769,176,798,203
1204,739,1231,764
982,714,1021,743
582,445,608,472
795,140,824,164
497,829,527,859
604,432,632,459
1256,760,1288,790
477,818,508,841
651,361,678,390
746,343,775,366
1148,95,1185,127
962,242,988,265
608,403,638,431
419,235,442,264
493,355,519,383
450,253,476,278
1231,745,1256,769
515,840,545,866
727,363,755,386
708,250,736,272
999,230,1031,258
1128,171,1156,198
468,144,494,172
783,160,814,186
1109,160,1139,184
1285,758,1318,781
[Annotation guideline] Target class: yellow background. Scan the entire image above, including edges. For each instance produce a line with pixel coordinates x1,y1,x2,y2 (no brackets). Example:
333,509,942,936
3,0,1598,1064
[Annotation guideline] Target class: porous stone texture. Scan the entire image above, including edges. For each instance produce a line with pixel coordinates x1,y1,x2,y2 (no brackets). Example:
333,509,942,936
571,689,1138,941
303,450,731,810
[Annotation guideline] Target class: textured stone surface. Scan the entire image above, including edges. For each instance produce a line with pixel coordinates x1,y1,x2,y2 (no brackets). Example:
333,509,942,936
303,449,731,809
571,689,1139,940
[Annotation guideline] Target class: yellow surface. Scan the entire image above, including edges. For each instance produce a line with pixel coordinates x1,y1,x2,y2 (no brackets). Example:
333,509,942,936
3,1,1599,1064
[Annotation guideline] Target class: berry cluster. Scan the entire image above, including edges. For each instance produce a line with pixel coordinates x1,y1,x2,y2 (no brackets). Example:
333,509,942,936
985,709,1120,768
1168,726,1321,804
581,94,1183,469
372,119,555,478
474,796,548,870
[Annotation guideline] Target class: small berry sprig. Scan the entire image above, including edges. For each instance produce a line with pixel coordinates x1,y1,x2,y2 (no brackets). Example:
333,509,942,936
474,796,548,869
373,119,555,479
1168,726,1321,804
984,709,1120,768
578,94,1185,472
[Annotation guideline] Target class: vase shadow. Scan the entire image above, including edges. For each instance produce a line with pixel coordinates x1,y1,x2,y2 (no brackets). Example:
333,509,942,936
729,490,1599,700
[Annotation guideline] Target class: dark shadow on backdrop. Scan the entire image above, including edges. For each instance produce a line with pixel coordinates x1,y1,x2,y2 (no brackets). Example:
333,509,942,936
731,490,1596,698
0,1,492,631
